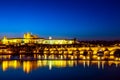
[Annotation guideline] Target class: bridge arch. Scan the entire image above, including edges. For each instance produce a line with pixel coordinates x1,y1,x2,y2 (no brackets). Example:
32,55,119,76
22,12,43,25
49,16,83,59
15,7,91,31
104,48,110,56
114,49,120,58
83,50,88,56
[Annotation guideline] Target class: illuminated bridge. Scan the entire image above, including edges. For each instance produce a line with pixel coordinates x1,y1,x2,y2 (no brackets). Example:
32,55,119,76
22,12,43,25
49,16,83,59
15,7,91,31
0,44,120,60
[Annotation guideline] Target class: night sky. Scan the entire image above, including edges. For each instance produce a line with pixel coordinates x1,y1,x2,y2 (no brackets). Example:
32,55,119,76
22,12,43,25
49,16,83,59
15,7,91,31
0,0,120,40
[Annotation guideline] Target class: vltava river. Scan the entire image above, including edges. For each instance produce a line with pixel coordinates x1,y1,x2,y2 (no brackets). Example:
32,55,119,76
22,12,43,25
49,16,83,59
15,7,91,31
0,60,120,80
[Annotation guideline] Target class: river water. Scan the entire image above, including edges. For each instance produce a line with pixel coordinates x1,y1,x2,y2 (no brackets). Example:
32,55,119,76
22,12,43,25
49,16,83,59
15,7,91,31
0,60,120,80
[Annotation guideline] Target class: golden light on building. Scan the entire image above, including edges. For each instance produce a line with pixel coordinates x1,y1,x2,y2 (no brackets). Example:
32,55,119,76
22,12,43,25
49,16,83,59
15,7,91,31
2,36,8,45
1,32,74,45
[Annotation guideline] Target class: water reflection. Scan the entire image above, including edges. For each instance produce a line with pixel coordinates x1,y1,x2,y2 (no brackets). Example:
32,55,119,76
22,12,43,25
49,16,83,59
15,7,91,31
1,60,120,74
0,54,120,61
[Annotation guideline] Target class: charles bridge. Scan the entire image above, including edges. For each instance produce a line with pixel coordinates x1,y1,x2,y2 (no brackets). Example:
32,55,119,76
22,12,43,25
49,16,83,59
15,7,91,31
0,44,120,60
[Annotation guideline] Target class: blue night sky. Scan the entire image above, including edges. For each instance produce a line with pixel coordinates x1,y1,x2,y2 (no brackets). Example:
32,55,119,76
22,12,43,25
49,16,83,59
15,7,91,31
0,0,120,40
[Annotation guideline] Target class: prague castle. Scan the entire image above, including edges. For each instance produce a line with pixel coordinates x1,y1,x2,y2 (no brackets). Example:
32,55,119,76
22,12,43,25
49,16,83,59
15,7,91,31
2,32,75,45
1,32,120,61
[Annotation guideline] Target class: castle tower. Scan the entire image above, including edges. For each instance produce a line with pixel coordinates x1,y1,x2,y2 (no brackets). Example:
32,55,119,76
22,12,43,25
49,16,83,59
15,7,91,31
27,32,31,39
2,36,8,44
24,33,27,38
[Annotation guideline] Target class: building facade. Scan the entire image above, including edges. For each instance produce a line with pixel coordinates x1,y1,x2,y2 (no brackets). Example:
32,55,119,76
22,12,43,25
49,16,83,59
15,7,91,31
2,32,75,45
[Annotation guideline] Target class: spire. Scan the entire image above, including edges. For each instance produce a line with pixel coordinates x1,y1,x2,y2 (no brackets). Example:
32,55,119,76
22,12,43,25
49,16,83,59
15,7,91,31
3,36,7,40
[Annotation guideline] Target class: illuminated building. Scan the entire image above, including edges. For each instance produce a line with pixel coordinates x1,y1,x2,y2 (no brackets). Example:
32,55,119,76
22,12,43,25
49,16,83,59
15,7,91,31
1,32,75,45
43,39,74,44
23,32,44,44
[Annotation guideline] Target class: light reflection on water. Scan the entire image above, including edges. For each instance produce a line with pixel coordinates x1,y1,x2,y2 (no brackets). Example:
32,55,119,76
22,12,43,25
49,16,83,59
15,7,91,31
1,60,120,74
0,54,120,80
